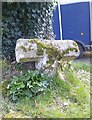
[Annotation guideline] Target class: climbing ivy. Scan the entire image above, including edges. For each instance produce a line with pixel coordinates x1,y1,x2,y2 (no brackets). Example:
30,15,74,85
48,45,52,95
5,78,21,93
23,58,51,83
2,2,56,62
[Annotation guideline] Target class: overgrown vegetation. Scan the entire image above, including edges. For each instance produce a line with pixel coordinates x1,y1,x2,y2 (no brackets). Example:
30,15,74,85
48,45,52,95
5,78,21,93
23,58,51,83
2,2,56,62
7,71,53,101
1,60,90,118
72,62,91,71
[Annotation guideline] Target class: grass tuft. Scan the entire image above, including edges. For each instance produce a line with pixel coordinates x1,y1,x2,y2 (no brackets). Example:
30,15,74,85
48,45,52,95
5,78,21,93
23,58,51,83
1,60,90,118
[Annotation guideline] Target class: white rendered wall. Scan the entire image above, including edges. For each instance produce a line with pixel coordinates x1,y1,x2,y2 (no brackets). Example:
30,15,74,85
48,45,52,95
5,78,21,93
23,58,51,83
57,0,91,5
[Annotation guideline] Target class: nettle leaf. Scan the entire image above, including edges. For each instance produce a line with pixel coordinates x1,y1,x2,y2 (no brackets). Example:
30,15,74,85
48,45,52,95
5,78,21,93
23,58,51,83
23,90,33,98
41,81,48,88
25,75,31,81
12,76,18,85
27,81,33,88
7,84,11,89
38,88,44,92
7,70,53,101
9,86,17,94
12,94,18,101
18,83,25,89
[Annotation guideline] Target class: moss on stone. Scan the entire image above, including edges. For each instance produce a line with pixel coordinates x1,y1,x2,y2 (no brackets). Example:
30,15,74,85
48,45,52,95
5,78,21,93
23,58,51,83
22,39,78,74
62,47,78,55
20,57,40,62
36,43,44,56
19,46,27,52
20,58,32,62
73,42,78,47
28,39,44,56
28,46,34,51
30,40,63,65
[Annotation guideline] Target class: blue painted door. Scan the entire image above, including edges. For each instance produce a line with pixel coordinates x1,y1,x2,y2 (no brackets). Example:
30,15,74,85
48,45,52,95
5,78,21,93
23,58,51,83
53,2,91,45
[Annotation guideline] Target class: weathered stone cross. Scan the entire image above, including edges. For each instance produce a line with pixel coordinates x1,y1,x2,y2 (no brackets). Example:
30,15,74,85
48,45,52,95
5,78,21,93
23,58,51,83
15,39,79,76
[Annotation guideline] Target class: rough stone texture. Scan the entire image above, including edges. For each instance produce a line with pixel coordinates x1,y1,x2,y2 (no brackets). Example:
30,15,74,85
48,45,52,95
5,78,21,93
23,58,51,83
15,39,79,76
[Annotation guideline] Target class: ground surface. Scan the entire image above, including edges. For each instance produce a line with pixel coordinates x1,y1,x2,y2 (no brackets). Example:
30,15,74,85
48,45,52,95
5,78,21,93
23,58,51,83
0,52,91,118
74,52,91,64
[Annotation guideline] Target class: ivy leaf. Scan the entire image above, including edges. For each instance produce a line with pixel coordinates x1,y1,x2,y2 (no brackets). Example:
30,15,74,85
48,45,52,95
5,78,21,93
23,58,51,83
12,94,18,101
32,9,36,13
23,90,32,98
12,76,18,85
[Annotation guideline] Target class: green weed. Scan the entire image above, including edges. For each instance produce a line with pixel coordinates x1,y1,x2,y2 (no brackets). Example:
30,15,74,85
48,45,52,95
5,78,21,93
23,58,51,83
7,70,53,101
72,62,90,71
1,60,90,118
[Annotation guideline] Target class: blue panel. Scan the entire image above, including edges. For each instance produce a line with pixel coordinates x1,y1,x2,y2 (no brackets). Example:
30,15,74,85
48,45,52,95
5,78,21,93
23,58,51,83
61,2,91,45
52,6,60,40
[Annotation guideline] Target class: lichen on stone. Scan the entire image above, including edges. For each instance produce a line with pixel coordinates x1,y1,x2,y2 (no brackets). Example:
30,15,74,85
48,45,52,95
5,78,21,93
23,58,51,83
32,40,63,63
19,45,27,52
15,38,79,77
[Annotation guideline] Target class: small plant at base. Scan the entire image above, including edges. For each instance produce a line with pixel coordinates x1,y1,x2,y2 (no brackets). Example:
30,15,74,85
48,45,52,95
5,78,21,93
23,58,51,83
7,70,53,102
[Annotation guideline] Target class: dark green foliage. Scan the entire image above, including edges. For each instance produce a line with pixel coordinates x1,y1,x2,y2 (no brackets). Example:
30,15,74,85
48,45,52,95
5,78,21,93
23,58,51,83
7,70,53,101
1,80,11,97
2,2,55,62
